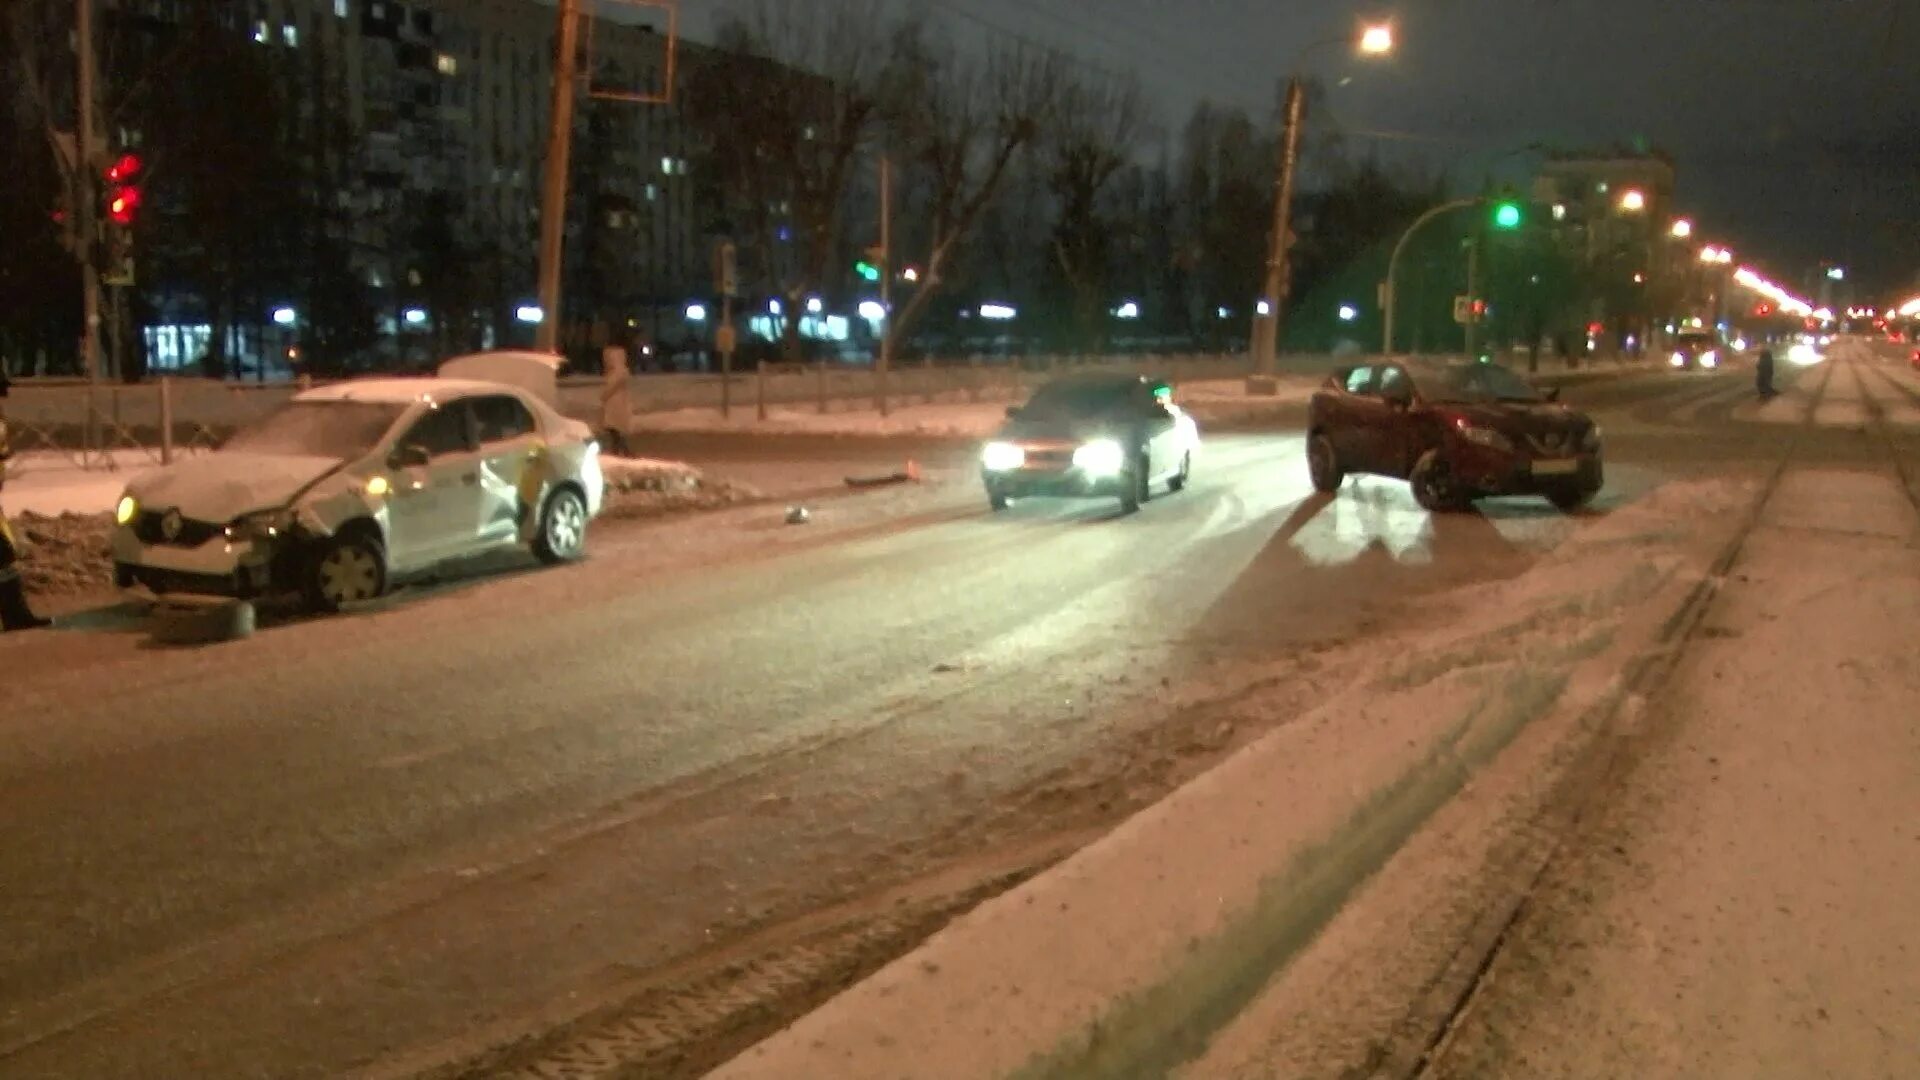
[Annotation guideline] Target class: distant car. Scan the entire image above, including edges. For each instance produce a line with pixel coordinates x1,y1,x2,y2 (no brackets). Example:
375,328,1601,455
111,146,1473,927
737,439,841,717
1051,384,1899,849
1307,359,1603,512
1669,332,1721,370
112,377,604,610
980,373,1199,513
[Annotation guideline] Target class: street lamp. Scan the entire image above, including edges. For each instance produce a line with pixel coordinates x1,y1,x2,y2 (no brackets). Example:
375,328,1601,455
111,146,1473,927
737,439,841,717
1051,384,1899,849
1251,22,1395,374
1618,188,1647,213
1669,218,1693,239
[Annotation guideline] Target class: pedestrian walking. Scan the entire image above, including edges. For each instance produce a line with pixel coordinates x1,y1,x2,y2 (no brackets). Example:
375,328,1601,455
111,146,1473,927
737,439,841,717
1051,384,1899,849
600,334,632,457
1755,347,1777,400
0,371,53,632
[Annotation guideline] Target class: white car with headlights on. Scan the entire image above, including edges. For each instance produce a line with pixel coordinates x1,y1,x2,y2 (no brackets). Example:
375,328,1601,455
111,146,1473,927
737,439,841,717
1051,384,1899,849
1668,330,1721,370
112,377,604,611
981,373,1199,513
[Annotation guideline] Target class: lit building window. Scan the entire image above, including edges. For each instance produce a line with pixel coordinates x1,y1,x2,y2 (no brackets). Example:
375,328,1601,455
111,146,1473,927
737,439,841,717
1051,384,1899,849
253,20,269,43
436,53,458,75
283,24,298,47
335,0,349,17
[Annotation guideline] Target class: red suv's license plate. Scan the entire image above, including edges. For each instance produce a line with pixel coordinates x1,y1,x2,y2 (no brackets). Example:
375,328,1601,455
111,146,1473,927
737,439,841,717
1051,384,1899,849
1532,458,1580,476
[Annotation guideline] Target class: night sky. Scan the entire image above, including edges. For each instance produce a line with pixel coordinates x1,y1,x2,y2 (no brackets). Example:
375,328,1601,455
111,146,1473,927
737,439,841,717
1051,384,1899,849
677,0,1917,299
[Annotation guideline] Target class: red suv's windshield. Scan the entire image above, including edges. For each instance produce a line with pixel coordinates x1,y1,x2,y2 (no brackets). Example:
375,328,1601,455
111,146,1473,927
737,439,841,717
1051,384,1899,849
1423,364,1543,405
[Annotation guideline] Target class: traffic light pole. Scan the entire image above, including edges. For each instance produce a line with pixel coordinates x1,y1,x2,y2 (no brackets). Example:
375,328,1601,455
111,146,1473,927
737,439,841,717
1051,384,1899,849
74,0,101,457
1252,77,1305,376
1382,197,1477,355
533,0,583,355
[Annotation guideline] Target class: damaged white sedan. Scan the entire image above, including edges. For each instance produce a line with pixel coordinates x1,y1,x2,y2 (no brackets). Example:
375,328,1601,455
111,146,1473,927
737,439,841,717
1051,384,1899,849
111,378,604,610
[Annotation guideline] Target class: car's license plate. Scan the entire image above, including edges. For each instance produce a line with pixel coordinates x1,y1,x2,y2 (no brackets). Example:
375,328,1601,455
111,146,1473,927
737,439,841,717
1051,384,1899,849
1533,458,1579,476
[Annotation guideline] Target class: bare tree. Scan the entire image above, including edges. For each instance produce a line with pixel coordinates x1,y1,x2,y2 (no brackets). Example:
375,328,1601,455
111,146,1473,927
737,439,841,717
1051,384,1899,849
1045,70,1150,350
882,28,1064,368
683,0,892,361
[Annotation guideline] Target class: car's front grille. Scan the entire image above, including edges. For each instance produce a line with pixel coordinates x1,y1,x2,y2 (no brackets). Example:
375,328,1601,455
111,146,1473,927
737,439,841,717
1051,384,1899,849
133,510,223,547
1023,447,1075,468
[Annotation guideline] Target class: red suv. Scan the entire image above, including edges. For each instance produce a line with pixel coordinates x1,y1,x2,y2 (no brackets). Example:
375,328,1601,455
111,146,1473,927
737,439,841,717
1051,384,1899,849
1307,359,1603,511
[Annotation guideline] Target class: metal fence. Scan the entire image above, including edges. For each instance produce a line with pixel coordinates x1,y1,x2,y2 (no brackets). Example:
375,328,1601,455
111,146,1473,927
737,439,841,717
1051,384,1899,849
2,351,1340,470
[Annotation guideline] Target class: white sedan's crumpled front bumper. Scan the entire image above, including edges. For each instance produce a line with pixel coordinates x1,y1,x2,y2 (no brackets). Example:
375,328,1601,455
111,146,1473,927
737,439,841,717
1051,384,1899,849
112,526,277,597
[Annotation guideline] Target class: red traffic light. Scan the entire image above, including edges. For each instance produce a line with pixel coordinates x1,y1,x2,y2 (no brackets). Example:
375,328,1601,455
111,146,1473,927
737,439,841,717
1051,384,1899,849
105,153,143,184
107,186,141,225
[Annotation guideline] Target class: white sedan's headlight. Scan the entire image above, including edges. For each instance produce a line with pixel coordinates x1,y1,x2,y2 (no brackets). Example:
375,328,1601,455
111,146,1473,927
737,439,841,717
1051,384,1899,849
1700,351,1718,368
1071,439,1126,476
1670,352,1687,367
115,494,139,526
981,441,1025,471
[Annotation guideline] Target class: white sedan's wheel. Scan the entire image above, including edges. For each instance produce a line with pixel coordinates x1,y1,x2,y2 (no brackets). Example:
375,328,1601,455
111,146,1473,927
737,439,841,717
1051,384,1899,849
308,534,387,611
534,487,589,564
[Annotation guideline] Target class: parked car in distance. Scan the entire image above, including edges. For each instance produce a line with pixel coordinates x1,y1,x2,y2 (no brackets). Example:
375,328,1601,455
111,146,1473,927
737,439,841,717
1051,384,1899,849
1307,359,1603,512
980,373,1199,513
1669,330,1722,370
112,377,604,611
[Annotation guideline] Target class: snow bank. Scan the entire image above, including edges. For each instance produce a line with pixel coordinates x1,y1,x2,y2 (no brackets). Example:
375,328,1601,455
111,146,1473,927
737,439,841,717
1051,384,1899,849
712,476,1758,1080
625,377,1320,439
595,456,766,520
2,450,159,517
630,401,1007,438
7,512,113,597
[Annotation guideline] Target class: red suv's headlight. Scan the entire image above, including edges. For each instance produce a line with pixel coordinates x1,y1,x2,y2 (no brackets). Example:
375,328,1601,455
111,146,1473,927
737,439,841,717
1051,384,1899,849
1453,419,1514,453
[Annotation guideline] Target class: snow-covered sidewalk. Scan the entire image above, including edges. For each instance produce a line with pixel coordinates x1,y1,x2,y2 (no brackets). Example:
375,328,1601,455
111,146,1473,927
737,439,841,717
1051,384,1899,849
1426,469,1920,1078
628,377,1321,438
1,449,170,517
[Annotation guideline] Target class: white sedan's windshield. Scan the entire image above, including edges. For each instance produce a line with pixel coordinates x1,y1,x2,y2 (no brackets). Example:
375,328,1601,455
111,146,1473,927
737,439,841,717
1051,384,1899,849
223,401,405,459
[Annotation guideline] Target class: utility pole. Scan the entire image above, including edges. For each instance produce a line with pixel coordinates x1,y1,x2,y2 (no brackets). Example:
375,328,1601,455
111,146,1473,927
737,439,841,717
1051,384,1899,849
534,0,583,354
75,0,101,459
876,153,892,417
1252,77,1305,376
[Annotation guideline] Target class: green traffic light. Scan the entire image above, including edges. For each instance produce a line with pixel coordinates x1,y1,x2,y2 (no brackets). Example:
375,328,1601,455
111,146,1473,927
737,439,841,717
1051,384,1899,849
1492,201,1523,230
855,261,880,282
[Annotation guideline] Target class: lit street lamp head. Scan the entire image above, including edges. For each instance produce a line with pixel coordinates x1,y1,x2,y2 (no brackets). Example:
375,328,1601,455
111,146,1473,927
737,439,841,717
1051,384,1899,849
1358,23,1394,55
1618,188,1647,213
1670,219,1693,239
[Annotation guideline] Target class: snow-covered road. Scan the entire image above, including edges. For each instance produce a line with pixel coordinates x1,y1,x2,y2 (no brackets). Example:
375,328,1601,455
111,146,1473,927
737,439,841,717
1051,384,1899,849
2,348,1914,1079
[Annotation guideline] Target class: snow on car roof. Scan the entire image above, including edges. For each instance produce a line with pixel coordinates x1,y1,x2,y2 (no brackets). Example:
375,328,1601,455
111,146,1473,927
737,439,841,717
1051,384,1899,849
294,378,522,404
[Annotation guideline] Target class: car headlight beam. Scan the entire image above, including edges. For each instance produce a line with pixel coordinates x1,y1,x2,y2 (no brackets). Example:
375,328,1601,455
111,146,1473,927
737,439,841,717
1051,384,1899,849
1071,438,1127,476
1670,351,1686,367
981,441,1025,472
